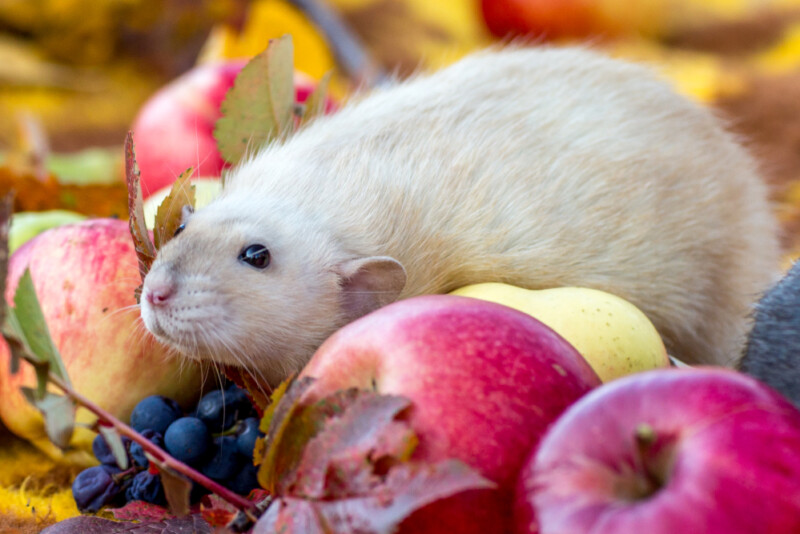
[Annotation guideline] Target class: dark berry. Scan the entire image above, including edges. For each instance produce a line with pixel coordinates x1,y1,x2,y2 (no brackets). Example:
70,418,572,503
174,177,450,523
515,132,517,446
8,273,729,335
130,395,182,435
130,430,164,468
71,465,122,513
201,436,244,481
228,462,260,496
125,471,166,505
195,386,253,432
164,417,211,466
235,417,262,458
92,434,131,466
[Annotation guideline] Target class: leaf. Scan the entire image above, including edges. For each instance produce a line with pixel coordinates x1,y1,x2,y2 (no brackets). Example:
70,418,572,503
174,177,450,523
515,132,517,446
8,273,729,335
223,364,273,415
20,389,76,449
148,455,192,517
215,34,296,165
257,460,495,534
111,500,172,522
299,70,332,127
153,167,196,250
99,424,130,470
290,393,416,498
125,132,157,297
40,514,213,534
258,376,315,493
10,268,69,384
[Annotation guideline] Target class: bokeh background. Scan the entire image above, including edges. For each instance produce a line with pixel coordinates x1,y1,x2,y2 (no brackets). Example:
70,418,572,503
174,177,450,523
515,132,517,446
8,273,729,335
2,0,800,531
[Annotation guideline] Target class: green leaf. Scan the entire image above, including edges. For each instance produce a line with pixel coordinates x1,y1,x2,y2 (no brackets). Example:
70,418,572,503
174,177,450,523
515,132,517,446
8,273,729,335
125,132,157,299
299,71,332,127
215,34,296,166
21,388,76,449
98,425,129,470
153,167,196,250
11,269,69,384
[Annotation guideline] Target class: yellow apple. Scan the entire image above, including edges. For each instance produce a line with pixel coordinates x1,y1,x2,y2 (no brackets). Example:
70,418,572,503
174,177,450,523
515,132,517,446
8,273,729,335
450,283,669,382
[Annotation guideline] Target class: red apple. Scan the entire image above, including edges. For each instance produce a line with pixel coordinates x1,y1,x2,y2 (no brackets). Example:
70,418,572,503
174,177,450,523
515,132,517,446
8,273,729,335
131,60,335,198
0,219,203,464
481,0,604,40
299,295,601,533
516,368,800,533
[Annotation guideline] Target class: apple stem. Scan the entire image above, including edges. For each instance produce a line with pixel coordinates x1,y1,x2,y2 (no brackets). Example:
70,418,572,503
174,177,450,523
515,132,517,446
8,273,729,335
45,371,263,520
286,0,388,87
633,423,664,498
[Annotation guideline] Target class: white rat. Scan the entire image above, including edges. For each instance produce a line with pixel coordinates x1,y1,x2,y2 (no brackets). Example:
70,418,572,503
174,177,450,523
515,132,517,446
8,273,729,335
140,46,780,386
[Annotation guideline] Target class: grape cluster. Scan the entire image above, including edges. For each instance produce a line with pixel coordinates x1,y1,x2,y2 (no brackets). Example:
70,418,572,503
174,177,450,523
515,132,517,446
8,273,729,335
71,384,264,513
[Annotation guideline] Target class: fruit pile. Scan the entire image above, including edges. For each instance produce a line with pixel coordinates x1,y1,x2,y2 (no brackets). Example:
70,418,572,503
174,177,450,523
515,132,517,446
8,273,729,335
71,384,262,513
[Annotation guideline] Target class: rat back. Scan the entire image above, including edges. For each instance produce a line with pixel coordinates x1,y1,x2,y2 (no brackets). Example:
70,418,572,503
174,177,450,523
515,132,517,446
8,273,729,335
218,46,781,367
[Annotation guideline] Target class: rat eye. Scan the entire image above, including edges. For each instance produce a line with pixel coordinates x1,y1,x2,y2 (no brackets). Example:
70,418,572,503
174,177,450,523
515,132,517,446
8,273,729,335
173,224,186,237
239,244,270,269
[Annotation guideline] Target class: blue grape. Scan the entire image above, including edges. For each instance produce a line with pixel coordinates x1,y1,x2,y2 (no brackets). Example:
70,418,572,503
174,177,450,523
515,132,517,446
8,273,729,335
195,386,253,432
72,465,122,513
164,417,211,466
201,436,244,481
125,471,165,505
228,462,260,496
92,434,131,466
235,417,262,458
130,430,164,468
130,395,183,435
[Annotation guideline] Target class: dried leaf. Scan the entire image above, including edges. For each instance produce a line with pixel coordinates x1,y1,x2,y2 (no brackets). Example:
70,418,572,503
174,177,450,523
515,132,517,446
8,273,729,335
223,364,273,414
290,393,416,498
148,455,192,517
40,514,212,534
259,376,315,493
125,132,157,294
10,268,69,383
20,389,76,449
99,424,130,470
215,34,296,166
153,167,196,250
299,70,332,127
257,461,495,534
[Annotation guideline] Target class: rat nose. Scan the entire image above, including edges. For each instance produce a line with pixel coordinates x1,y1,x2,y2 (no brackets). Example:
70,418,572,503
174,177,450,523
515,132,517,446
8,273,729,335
144,272,176,307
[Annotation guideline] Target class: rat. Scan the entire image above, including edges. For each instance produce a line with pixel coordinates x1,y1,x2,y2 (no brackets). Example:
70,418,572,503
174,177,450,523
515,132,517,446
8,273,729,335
739,261,800,408
140,46,780,387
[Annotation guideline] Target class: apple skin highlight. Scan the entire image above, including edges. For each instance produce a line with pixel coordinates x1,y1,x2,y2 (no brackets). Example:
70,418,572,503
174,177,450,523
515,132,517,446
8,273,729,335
517,367,800,534
299,294,601,533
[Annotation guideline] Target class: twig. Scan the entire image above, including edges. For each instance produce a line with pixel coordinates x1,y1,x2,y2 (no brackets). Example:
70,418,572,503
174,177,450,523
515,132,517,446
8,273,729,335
46,371,261,519
286,0,388,87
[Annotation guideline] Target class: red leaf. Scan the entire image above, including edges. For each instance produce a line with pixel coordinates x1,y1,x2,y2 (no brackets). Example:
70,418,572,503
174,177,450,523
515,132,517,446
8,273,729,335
40,514,212,533
289,393,416,498
255,461,495,534
110,500,172,522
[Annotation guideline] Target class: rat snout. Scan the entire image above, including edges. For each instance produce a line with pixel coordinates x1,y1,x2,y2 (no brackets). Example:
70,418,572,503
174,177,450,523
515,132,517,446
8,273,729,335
143,268,177,307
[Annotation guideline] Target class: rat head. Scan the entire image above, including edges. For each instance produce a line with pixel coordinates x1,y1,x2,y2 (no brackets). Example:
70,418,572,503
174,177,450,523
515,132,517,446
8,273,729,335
139,195,406,386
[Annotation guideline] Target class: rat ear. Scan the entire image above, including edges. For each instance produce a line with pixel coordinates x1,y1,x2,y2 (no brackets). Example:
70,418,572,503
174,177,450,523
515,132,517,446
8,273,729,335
337,256,407,321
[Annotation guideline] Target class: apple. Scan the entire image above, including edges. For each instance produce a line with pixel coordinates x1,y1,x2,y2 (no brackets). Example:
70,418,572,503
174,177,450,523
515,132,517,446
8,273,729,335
298,295,601,533
0,219,203,464
142,177,222,229
131,60,335,198
450,283,669,382
9,210,86,254
516,368,800,533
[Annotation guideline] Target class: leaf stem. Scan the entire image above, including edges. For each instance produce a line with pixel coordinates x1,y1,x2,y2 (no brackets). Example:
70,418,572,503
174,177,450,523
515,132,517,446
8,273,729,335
45,371,261,519
286,0,388,87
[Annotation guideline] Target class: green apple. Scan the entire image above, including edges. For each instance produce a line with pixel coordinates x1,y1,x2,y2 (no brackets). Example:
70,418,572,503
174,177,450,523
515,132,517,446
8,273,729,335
450,283,669,382
142,177,222,229
9,210,87,254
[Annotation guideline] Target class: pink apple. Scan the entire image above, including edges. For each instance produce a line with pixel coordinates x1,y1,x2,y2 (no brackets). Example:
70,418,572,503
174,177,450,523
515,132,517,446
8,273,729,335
516,368,800,534
131,60,335,198
0,219,203,463
299,295,601,533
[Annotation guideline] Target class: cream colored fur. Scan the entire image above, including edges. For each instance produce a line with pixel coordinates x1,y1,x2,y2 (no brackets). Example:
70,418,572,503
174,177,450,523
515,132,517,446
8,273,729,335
142,46,780,384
